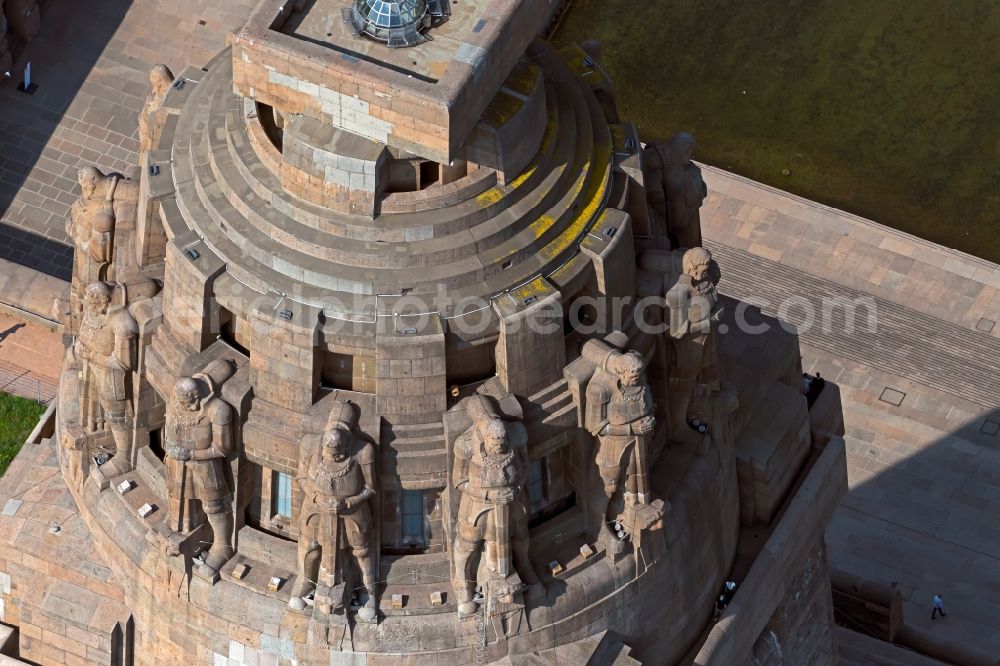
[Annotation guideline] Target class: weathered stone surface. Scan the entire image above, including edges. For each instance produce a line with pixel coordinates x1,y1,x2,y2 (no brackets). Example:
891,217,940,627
0,3,848,665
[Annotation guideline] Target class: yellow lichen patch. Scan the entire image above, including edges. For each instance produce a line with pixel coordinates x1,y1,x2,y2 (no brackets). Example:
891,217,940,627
539,136,613,261
477,187,504,208
509,276,552,303
529,213,559,239
508,163,538,191
527,156,591,243
556,45,590,76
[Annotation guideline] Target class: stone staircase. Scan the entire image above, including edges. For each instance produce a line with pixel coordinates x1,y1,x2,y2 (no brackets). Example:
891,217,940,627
167,45,615,318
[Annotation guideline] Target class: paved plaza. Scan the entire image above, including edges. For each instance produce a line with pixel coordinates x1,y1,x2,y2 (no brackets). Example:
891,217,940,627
701,167,1000,657
0,0,257,278
0,316,60,403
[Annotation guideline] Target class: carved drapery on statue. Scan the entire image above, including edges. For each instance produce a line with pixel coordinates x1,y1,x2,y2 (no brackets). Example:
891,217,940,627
289,401,378,622
71,281,138,477
451,394,541,624
163,361,237,573
582,343,661,555
643,132,707,249
666,247,723,446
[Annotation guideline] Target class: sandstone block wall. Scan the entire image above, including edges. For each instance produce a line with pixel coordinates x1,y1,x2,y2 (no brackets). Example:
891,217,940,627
495,281,566,397
281,113,387,216
750,542,838,666
232,0,557,163
466,62,547,183
375,318,448,425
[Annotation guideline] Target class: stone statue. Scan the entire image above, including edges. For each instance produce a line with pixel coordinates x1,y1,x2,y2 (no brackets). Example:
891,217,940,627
666,247,722,443
644,132,707,249
4,0,40,42
68,168,121,325
452,396,540,618
67,209,115,321
72,166,140,223
164,373,236,572
584,350,655,552
288,409,378,621
139,64,175,152
72,281,137,476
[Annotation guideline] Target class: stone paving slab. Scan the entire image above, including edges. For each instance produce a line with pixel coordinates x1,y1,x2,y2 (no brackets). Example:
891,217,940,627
800,343,1000,658
0,0,257,274
0,314,61,403
708,241,1000,409
698,167,1000,659
701,164,1000,340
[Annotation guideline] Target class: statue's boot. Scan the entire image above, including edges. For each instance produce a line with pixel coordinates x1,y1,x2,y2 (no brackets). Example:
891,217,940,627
454,579,479,617
288,579,310,611
357,585,378,621
512,537,543,602
593,493,620,552
289,541,318,610
98,419,134,477
203,512,234,571
357,555,379,621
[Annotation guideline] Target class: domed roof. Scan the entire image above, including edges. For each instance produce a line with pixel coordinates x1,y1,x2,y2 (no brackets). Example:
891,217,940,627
348,0,450,48
351,0,429,47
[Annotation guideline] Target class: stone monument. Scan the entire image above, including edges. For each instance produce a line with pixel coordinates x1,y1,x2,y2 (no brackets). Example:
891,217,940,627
583,346,657,552
138,64,175,152
163,369,236,572
288,402,378,621
72,281,137,477
644,132,708,248
451,396,540,620
0,1,849,664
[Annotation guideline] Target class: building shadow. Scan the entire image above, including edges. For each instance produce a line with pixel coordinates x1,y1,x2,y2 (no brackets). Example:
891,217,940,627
827,401,1000,661
0,0,135,280
0,322,25,343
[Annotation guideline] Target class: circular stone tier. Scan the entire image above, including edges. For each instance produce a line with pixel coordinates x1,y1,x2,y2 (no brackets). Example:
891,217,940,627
167,48,612,317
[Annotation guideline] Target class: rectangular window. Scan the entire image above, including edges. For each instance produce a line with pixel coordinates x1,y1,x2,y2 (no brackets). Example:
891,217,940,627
401,489,425,546
273,471,293,518
528,459,546,512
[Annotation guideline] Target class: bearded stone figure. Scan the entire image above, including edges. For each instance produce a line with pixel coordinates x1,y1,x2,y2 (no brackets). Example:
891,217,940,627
73,166,140,219
289,418,378,621
72,281,137,476
452,397,540,618
164,373,236,572
666,247,722,444
584,350,655,553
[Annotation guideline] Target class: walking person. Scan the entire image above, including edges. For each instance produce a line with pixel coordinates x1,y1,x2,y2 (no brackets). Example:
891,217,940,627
931,594,947,620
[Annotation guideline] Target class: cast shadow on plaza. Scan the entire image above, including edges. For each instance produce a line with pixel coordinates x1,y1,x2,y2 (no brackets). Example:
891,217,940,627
827,402,1000,662
0,0,134,280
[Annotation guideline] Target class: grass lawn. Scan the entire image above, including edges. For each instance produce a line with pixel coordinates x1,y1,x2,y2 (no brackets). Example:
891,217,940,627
0,392,46,477
554,0,1000,263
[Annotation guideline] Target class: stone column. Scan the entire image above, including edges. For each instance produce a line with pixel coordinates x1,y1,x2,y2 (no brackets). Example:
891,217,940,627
495,277,566,397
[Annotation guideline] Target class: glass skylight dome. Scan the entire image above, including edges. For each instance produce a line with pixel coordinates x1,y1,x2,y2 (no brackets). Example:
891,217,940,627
348,0,450,48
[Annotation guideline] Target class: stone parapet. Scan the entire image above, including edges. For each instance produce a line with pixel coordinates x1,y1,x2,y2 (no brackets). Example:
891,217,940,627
232,0,557,163
693,437,848,664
